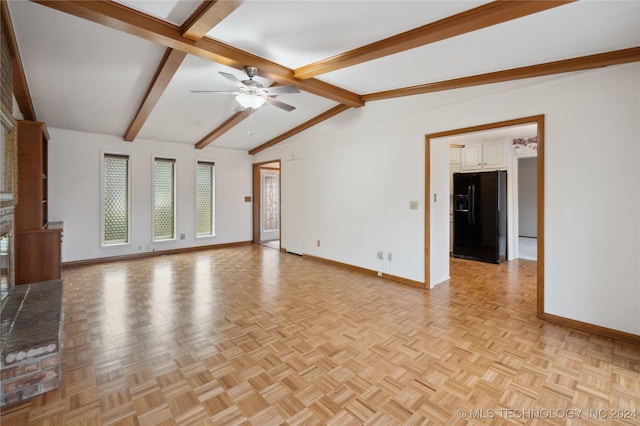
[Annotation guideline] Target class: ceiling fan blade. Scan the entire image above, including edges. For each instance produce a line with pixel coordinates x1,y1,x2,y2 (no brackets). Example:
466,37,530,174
265,85,300,95
219,71,245,87
266,97,296,112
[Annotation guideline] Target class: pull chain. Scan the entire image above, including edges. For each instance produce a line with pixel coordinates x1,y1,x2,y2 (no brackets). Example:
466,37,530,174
247,108,254,135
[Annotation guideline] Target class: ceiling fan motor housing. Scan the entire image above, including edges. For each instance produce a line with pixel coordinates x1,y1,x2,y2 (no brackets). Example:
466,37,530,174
241,79,265,91
243,66,259,79
241,66,265,93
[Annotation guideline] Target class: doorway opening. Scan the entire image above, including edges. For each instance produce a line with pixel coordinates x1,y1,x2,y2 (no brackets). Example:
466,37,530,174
517,156,538,261
252,160,281,249
425,115,545,318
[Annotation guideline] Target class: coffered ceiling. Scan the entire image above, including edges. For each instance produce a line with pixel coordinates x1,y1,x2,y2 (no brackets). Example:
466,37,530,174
4,0,640,153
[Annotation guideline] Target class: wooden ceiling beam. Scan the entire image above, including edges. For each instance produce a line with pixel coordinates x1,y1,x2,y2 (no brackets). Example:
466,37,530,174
181,0,242,41
363,47,640,102
195,110,251,149
125,0,239,142
1,0,36,120
30,0,364,108
123,48,186,141
255,47,639,154
248,104,351,155
294,0,575,80
182,0,245,148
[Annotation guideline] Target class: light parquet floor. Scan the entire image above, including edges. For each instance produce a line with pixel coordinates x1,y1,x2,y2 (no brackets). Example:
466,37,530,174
1,245,639,425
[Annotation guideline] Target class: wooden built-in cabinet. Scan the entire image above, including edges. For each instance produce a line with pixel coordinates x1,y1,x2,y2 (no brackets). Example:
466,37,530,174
15,227,62,284
14,120,62,285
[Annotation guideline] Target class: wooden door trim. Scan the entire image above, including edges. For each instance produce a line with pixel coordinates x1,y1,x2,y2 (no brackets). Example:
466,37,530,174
252,160,281,244
425,115,545,318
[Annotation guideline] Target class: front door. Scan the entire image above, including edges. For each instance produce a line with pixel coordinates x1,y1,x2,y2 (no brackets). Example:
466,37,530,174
260,168,280,241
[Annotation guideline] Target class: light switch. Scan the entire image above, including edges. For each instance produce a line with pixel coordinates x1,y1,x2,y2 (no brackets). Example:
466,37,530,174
409,201,418,210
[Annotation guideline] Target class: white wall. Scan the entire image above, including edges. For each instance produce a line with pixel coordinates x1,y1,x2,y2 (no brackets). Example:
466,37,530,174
281,156,305,255
257,111,426,281
255,64,640,335
48,128,253,262
518,157,537,238
429,142,450,286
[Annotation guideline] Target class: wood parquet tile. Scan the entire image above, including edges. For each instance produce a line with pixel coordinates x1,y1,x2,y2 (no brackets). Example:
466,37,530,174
2,246,640,425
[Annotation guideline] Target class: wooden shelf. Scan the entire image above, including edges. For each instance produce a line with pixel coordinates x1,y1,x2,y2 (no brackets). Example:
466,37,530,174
14,120,62,284
15,121,49,230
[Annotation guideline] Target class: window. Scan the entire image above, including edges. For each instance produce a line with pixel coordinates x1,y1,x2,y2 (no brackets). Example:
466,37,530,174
154,158,176,241
196,161,215,237
103,154,130,245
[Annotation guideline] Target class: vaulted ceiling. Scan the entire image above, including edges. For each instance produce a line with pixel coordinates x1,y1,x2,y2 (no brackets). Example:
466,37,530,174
4,0,640,154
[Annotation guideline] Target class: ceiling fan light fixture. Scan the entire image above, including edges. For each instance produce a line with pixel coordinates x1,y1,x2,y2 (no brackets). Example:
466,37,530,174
236,93,266,109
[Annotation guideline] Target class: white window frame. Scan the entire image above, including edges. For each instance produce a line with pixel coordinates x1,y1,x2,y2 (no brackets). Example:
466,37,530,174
100,151,131,247
195,160,216,238
153,156,177,242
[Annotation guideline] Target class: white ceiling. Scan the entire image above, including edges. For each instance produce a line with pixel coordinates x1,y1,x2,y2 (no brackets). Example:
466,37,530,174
6,0,640,151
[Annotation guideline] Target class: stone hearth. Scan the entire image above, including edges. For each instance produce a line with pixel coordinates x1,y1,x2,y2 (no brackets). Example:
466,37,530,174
1,279,63,406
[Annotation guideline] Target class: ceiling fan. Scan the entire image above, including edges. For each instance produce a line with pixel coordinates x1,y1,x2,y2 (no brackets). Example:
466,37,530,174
191,66,300,112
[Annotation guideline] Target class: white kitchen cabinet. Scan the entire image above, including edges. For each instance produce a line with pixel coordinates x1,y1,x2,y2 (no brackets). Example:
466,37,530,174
461,143,483,170
449,147,461,164
482,140,507,169
461,139,507,171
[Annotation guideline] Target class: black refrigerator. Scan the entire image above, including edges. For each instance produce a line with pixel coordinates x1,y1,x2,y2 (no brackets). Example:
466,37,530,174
452,170,507,263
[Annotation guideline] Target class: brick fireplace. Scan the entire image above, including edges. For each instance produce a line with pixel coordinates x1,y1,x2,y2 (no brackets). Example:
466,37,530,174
1,4,62,407
0,207,13,307
0,207,63,407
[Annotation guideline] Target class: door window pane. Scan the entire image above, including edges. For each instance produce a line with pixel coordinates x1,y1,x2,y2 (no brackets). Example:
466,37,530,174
263,173,279,232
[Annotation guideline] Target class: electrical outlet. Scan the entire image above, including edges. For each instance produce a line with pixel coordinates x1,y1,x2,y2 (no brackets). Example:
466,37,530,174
180,233,185,240
377,251,384,260
388,253,393,261
317,240,320,247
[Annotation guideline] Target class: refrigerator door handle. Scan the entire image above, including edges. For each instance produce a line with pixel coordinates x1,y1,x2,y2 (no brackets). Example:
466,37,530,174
470,184,476,225
467,185,472,224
